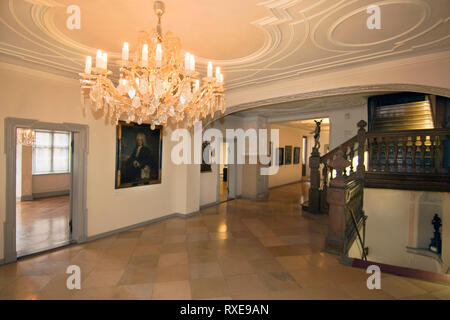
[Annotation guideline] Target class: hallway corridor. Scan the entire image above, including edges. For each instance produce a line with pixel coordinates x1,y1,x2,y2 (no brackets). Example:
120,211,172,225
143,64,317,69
0,183,448,300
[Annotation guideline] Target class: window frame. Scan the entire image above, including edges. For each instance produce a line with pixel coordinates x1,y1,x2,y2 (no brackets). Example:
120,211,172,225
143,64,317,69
32,130,72,175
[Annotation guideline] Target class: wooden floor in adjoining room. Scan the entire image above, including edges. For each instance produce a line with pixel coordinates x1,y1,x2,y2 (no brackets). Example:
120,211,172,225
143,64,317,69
0,183,448,300
16,196,70,257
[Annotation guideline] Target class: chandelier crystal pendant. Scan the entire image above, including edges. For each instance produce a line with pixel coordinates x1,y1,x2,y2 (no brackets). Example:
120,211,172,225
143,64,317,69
79,1,225,129
17,128,36,146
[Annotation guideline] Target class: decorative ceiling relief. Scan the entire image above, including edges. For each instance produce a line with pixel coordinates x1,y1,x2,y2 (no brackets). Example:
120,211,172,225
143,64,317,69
1,0,449,90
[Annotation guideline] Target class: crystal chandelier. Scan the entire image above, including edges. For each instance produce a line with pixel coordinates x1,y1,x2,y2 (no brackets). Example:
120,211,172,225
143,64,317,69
79,1,225,129
17,128,36,146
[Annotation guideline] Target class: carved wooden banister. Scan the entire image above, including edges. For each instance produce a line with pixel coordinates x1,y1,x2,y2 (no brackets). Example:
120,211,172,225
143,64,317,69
306,121,367,215
366,128,450,138
306,121,449,216
320,136,358,163
366,127,450,176
320,120,367,190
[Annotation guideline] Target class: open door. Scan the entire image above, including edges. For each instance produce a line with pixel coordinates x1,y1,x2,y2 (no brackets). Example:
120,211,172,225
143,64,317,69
226,138,237,200
302,136,307,177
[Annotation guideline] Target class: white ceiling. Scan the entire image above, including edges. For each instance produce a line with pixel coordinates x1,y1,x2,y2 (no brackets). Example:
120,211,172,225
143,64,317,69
1,0,449,91
234,91,373,119
274,118,330,132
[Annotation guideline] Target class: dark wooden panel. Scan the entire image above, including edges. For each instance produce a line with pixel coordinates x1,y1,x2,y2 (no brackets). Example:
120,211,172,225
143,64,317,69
365,172,450,192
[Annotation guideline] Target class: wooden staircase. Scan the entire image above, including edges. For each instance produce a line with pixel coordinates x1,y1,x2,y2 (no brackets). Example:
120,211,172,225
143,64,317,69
303,120,450,257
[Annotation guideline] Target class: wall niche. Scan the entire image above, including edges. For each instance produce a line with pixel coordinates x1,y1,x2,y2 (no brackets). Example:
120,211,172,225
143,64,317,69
406,191,444,271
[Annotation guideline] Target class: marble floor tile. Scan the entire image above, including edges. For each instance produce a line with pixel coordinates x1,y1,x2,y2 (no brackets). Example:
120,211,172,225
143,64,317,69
152,280,191,300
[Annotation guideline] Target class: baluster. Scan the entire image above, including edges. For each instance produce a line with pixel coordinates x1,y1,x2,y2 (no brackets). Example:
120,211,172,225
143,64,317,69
368,138,374,172
439,135,446,174
420,135,426,173
329,149,351,182
322,164,329,191
401,137,407,173
376,137,381,172
411,135,417,173
349,145,355,175
328,158,334,182
384,137,390,172
430,135,436,173
393,137,399,172
356,120,367,176
343,147,348,177
320,163,330,214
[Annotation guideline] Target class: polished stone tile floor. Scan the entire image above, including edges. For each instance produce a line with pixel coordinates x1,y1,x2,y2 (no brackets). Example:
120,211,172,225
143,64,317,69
16,196,70,257
1,183,449,300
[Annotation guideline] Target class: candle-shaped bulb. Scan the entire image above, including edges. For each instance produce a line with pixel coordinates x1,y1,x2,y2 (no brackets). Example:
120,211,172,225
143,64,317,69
185,52,190,71
207,61,213,78
215,66,221,79
102,52,108,70
190,55,195,72
219,73,224,83
122,42,129,61
96,50,102,68
195,79,200,91
156,44,162,67
142,44,148,67
85,56,92,74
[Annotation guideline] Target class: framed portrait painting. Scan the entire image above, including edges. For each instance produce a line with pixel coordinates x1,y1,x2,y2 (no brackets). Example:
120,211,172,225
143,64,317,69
285,146,292,165
115,121,163,189
293,147,300,164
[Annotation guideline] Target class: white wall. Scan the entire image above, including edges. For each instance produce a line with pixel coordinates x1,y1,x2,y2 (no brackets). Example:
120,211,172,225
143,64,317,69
268,124,304,188
357,188,450,273
32,173,70,195
0,64,200,260
327,106,366,149
200,165,218,206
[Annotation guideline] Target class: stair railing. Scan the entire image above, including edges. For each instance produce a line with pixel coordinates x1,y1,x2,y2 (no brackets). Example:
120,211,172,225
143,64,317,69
310,119,450,256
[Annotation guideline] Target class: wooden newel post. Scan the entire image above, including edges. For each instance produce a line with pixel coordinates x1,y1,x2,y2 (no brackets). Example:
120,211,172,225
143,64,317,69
356,120,367,177
308,147,321,213
325,149,351,255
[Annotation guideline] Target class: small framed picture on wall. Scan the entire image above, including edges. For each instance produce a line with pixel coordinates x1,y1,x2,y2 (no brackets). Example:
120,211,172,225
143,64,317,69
285,146,292,165
293,147,300,164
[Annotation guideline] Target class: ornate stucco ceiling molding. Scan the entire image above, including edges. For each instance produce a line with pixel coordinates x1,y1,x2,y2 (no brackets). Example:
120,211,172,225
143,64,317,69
0,0,449,90
224,0,450,90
